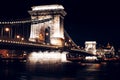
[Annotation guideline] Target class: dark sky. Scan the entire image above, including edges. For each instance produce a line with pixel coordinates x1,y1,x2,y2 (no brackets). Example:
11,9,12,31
0,0,120,48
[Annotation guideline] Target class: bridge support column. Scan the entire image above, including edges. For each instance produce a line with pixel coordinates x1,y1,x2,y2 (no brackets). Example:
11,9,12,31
28,4,66,47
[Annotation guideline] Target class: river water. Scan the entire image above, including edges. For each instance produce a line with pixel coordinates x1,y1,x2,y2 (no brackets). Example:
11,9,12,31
0,61,120,80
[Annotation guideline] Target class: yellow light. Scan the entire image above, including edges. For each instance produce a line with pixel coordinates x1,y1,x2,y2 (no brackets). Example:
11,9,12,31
21,37,24,41
39,33,44,41
23,53,26,56
16,35,20,39
46,33,49,36
69,39,71,42
5,27,10,32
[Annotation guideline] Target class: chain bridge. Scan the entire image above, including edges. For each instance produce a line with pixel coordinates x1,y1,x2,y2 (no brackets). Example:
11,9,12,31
0,4,93,62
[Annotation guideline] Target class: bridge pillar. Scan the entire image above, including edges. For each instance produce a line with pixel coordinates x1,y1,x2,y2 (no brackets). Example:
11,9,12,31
85,41,97,55
28,4,66,47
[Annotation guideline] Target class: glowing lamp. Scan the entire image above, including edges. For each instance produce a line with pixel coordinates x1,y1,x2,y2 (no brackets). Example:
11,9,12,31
16,35,20,39
5,27,10,32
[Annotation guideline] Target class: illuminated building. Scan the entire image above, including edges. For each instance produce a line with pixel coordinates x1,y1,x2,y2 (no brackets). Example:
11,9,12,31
28,4,66,47
96,43,115,57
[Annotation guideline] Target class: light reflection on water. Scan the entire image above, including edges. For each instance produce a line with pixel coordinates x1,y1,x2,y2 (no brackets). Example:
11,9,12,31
28,51,68,64
0,51,120,80
85,64,101,71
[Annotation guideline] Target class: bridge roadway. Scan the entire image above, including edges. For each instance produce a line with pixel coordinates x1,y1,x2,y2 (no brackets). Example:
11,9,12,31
0,39,95,62
0,39,61,51
0,39,93,56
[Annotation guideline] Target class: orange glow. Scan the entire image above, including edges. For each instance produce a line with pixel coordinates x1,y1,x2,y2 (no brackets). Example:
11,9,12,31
5,27,10,32
21,37,24,41
16,35,20,39
0,49,9,57
39,33,44,41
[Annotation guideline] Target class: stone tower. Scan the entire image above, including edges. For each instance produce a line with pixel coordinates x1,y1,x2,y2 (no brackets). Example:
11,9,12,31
28,4,66,47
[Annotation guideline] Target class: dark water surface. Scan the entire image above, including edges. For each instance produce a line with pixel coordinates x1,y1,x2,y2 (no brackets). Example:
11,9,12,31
0,62,120,80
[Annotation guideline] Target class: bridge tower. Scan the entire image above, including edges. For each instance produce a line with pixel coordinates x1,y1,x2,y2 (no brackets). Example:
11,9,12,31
85,41,97,55
28,4,66,47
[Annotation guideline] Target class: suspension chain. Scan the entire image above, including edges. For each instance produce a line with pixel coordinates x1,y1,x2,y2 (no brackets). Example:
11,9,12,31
0,17,53,24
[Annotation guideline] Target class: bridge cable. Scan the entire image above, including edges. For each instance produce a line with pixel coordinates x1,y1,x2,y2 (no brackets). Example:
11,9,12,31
64,29,79,49
0,17,53,24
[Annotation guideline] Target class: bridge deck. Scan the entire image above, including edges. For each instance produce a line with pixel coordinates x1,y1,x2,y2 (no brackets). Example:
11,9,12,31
0,39,62,51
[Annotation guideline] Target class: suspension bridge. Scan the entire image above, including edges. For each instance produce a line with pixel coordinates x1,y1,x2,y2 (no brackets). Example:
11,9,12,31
0,4,93,62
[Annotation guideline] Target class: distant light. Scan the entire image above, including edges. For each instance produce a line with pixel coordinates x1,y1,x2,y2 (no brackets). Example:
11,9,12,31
65,42,68,46
85,56,97,60
69,39,71,42
23,53,27,56
21,37,24,41
85,41,96,44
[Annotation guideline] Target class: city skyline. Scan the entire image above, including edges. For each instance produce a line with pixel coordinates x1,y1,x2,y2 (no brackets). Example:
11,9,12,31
0,0,120,48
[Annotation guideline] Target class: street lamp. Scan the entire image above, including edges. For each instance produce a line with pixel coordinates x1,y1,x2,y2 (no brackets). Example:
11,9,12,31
5,27,10,32
16,35,24,41
4,27,10,38
21,37,24,41
16,35,20,39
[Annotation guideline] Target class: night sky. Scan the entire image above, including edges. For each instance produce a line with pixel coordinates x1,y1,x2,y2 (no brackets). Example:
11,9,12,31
0,0,120,49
